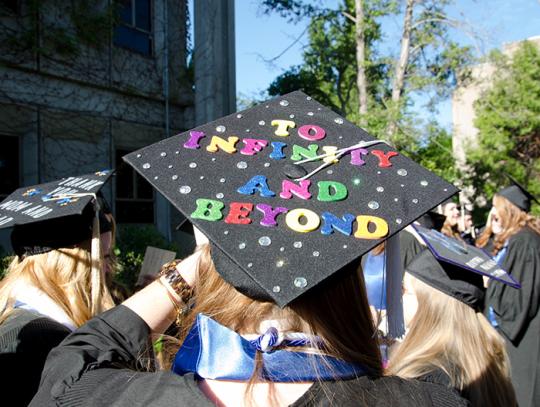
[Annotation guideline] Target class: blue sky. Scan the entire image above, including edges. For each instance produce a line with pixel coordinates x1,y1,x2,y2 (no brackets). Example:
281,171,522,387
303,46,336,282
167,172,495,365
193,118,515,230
234,0,540,129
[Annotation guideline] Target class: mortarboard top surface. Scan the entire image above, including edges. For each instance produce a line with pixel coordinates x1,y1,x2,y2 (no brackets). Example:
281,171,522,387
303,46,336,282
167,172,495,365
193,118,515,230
412,224,520,288
0,170,113,229
498,173,539,213
124,91,458,307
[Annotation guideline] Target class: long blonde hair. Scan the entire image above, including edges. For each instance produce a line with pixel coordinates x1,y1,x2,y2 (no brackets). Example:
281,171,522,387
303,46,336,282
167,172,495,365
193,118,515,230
388,275,516,407
0,247,114,327
161,244,382,378
477,195,540,255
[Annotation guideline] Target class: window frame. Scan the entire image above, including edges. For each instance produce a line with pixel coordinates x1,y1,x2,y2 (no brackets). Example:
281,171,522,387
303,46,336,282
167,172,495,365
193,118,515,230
114,148,155,224
113,0,154,56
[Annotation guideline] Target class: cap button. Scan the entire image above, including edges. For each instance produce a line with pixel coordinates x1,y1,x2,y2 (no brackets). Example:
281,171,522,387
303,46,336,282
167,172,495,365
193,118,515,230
283,164,307,180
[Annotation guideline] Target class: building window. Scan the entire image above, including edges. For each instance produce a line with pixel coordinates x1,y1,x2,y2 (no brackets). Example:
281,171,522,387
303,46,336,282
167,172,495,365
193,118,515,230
0,135,19,200
113,0,153,56
115,149,154,223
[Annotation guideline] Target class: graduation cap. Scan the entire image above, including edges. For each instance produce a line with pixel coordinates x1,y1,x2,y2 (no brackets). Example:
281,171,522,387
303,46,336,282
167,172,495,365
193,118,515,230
0,170,114,258
414,211,446,231
412,224,520,289
124,91,458,313
406,249,486,309
498,174,539,213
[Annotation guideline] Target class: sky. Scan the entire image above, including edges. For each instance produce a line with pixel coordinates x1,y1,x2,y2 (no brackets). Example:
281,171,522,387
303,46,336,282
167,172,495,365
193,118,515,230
233,0,540,130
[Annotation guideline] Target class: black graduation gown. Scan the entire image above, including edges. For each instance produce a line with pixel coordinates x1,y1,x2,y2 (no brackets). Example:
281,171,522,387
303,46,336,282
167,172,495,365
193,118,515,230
0,309,71,407
30,305,468,406
485,227,540,407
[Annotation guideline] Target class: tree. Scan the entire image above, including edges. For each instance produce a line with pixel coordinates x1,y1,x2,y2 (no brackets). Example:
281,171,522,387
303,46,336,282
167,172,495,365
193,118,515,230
466,41,540,215
262,0,470,180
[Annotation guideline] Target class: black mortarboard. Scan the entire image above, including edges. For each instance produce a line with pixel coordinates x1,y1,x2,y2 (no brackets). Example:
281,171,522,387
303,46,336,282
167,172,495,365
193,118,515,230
0,170,113,257
498,174,538,213
414,211,446,231
412,224,520,289
406,250,486,309
124,91,458,308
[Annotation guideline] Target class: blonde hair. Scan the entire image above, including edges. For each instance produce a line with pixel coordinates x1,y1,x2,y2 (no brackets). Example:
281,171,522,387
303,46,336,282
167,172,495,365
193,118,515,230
477,195,540,255
388,275,516,407
0,246,114,327
161,245,382,379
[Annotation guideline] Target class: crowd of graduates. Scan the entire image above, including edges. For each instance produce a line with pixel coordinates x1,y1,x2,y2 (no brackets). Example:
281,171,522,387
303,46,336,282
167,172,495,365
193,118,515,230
0,92,538,407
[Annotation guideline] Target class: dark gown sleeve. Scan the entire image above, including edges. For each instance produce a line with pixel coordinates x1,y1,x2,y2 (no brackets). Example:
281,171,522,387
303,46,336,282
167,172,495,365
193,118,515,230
0,310,71,407
30,305,212,407
486,229,540,343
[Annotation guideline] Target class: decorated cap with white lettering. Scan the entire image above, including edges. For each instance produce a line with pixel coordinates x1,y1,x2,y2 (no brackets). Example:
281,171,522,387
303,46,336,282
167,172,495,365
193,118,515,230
124,90,458,307
412,223,520,288
0,170,113,257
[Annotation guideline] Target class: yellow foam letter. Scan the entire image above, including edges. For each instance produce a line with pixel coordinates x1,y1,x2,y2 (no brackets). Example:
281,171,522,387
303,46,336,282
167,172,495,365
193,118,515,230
354,216,389,239
271,120,296,137
286,208,320,233
206,136,239,153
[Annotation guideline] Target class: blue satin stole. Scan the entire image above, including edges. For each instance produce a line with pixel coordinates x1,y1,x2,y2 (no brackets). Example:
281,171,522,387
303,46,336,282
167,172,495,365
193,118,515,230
172,314,369,382
363,252,386,310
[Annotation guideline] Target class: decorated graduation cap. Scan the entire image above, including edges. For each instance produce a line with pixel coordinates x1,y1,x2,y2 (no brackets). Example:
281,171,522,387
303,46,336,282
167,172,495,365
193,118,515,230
497,173,538,213
412,224,520,289
124,90,458,311
0,170,113,258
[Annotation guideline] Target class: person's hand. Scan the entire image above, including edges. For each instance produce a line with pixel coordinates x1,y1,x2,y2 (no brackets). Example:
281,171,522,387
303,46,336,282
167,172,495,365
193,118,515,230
175,250,202,287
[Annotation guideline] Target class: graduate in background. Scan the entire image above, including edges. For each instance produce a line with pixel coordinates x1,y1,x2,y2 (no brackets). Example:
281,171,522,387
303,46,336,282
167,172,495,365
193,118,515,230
440,200,463,240
477,179,540,407
31,91,467,407
459,209,477,245
389,249,517,407
0,171,115,407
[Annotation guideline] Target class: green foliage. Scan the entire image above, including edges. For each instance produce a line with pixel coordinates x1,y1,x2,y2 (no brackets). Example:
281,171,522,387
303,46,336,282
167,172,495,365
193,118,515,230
267,0,389,119
264,0,469,183
412,123,459,182
467,41,540,215
5,0,116,58
114,224,180,292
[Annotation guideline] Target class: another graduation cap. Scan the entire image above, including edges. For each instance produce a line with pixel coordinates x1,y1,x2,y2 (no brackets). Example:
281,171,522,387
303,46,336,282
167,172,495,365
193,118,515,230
498,174,539,213
412,224,520,289
124,91,458,313
414,210,446,231
406,249,486,309
0,170,114,258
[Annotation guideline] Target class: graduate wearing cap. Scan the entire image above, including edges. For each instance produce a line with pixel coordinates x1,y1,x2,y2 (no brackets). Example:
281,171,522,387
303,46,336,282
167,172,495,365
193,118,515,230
31,91,467,407
388,230,518,407
440,200,463,241
476,178,540,407
0,171,115,407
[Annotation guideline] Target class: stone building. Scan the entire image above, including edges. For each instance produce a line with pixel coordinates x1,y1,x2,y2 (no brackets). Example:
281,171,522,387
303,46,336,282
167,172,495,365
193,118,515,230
0,0,235,254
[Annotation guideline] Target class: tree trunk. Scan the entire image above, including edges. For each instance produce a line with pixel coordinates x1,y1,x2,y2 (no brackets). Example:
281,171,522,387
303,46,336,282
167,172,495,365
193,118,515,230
386,0,415,140
355,0,368,126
